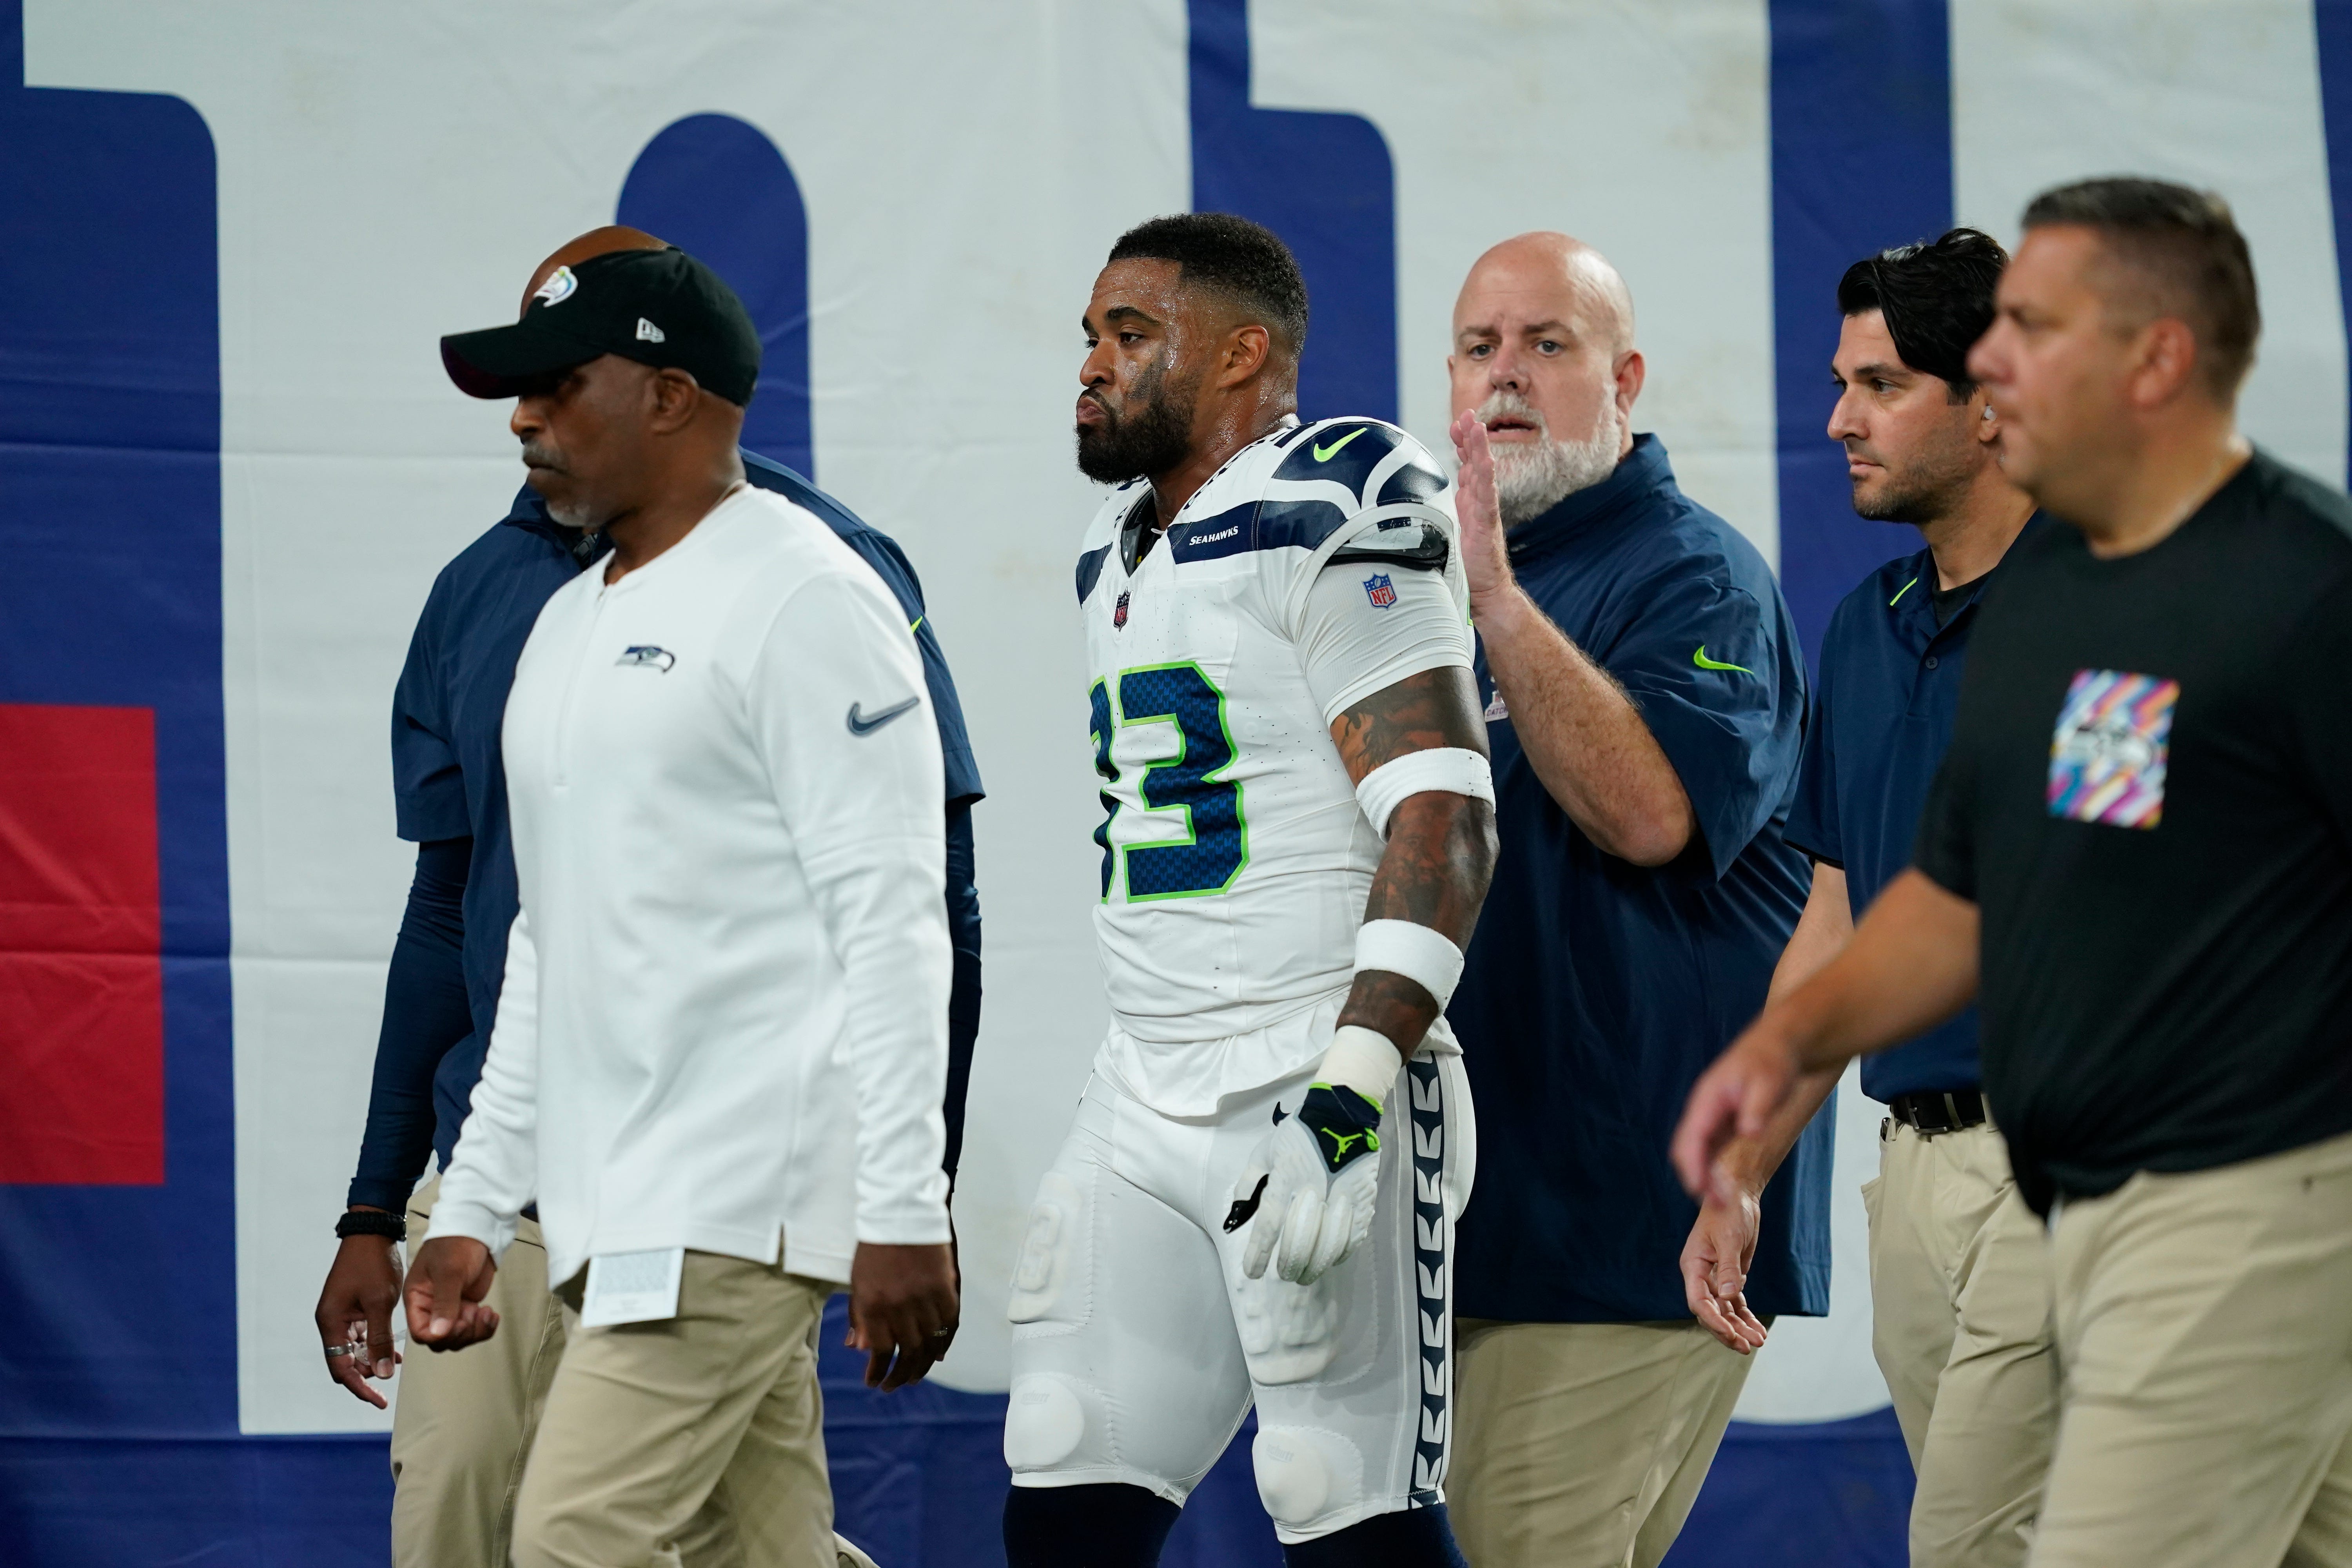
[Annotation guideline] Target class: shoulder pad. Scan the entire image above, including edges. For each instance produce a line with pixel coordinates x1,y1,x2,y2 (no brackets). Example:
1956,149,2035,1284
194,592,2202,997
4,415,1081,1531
1327,516,1449,572
1271,418,1449,511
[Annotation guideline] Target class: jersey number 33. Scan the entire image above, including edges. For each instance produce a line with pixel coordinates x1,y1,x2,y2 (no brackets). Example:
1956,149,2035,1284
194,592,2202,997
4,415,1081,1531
1091,662,1249,902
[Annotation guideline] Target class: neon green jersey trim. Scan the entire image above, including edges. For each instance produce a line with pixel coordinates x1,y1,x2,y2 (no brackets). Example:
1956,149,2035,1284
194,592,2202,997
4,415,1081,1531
1888,576,1919,608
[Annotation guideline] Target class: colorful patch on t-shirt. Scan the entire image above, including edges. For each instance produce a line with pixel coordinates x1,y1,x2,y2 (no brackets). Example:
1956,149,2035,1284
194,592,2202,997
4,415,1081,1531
2047,668,2179,828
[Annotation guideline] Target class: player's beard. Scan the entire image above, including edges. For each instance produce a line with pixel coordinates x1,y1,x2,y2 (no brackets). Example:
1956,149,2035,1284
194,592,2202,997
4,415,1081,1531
1847,426,1978,526
1076,354,1200,484
1479,390,1624,527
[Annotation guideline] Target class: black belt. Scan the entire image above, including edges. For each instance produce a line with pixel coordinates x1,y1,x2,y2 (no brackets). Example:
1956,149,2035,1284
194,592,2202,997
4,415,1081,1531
1887,1088,1987,1135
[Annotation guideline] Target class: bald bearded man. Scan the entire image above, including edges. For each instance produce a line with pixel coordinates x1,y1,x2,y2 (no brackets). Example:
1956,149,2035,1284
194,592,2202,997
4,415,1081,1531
1438,234,1826,1568
312,227,980,1568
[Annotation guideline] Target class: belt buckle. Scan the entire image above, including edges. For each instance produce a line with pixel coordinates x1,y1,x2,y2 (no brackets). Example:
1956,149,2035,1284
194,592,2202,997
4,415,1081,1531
1901,1093,1956,1136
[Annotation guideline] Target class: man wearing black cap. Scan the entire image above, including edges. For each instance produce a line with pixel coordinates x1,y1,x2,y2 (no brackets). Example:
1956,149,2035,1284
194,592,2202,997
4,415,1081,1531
312,230,983,1568
401,243,961,1568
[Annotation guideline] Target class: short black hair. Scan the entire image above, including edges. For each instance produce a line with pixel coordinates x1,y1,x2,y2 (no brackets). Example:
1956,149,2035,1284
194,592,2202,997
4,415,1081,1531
1107,213,1309,358
1837,227,2009,401
2020,176,2259,399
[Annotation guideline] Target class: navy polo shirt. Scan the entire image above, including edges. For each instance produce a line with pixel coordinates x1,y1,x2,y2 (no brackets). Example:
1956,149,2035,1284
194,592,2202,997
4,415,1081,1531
1785,519,2044,1105
1449,434,1829,1323
348,454,984,1208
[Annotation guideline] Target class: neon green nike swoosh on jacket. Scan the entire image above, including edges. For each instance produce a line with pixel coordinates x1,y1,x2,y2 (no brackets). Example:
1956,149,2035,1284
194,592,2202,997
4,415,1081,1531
1692,645,1753,674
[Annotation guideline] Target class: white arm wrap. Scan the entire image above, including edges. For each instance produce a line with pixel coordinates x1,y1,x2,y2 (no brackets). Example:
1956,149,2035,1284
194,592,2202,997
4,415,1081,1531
1355,918,1466,1010
1355,747,1494,838
1315,1024,1406,1107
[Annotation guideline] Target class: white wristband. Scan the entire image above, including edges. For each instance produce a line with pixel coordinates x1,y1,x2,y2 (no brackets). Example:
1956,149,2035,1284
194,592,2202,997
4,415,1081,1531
1354,918,1466,1010
1355,747,1495,838
1315,1024,1404,1108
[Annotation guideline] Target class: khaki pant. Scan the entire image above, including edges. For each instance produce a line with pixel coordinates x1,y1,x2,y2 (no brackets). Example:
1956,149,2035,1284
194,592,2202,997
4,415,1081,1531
393,1173,569,1568
395,1180,877,1568
1863,1119,2058,1567
1449,1317,1758,1568
512,1249,843,1568
2031,1129,2352,1568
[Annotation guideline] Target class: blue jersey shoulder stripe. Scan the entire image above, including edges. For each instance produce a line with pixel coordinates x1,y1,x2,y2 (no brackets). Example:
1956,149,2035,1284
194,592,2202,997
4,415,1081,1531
1254,498,1354,553
1166,499,1353,564
1166,503,1258,563
1076,543,1112,603
1377,456,1447,507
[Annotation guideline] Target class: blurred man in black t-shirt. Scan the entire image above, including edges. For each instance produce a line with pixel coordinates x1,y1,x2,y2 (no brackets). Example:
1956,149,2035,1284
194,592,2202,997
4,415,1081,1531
1674,177,2352,1568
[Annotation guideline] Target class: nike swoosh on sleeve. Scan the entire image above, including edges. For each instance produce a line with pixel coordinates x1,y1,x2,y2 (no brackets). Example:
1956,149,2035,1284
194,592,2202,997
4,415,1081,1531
846,695,922,735
1692,646,1754,674
1312,426,1367,462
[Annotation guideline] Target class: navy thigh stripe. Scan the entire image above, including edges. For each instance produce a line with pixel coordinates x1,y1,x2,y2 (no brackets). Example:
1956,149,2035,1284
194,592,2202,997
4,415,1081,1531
1406,1056,1448,1505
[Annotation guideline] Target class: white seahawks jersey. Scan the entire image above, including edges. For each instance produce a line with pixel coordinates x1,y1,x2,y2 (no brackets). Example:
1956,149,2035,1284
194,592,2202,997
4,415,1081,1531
1076,416,1469,1111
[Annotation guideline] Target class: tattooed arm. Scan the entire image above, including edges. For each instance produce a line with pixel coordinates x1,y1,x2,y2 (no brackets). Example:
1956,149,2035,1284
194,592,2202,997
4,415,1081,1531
1222,659,1499,1282
1328,664,1500,1061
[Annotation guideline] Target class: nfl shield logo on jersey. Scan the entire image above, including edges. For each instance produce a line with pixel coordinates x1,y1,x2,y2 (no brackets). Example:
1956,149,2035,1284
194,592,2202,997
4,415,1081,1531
1363,573,1397,609
1114,590,1131,629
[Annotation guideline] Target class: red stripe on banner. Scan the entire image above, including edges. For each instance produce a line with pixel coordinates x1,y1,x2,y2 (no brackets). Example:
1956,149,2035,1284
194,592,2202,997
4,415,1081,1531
0,703,164,1183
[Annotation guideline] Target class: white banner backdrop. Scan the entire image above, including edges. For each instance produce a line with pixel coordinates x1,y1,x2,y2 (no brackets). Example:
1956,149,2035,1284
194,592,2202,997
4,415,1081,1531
22,0,2343,1438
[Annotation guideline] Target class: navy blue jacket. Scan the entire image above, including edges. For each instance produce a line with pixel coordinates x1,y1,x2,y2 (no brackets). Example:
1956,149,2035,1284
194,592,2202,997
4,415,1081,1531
1449,435,1829,1322
1785,521,2044,1104
347,454,984,1210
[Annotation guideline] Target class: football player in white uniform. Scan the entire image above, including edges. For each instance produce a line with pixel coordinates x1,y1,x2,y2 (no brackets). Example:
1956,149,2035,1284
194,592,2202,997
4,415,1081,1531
1000,214,1496,1568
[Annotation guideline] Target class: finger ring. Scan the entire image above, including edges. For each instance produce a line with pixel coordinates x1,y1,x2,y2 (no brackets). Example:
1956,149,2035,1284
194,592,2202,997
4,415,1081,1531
929,1327,953,1341
324,1345,356,1359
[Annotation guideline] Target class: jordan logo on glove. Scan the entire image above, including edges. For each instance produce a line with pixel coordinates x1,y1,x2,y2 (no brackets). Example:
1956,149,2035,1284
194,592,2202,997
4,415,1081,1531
1303,1085,1383,1171
1226,1082,1387,1286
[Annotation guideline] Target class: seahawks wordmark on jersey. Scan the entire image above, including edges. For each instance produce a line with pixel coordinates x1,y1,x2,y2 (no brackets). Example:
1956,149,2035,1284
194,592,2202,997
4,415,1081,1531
1074,416,1471,1112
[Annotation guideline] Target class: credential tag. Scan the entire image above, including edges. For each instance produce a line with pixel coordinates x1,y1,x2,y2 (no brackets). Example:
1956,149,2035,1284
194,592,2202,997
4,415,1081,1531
581,1247,684,1327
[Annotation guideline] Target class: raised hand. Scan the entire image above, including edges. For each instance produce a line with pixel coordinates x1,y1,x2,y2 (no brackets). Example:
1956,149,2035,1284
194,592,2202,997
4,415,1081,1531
1448,409,1514,613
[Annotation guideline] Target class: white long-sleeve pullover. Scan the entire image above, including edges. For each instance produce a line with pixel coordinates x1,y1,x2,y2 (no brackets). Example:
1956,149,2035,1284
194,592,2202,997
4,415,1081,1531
428,485,952,1289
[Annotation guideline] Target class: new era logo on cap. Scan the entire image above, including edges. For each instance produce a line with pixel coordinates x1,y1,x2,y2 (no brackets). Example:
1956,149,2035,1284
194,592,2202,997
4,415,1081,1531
636,318,665,343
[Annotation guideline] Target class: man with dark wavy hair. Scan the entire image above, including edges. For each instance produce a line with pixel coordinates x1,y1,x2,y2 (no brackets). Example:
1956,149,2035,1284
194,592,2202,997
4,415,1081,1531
1718,228,2052,1568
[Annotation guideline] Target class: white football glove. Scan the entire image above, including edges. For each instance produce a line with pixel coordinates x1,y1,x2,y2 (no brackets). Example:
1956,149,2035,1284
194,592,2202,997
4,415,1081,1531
1224,1083,1385,1285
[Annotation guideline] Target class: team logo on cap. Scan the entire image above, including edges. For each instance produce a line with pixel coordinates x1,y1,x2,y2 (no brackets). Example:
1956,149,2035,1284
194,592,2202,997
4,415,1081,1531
636,318,666,343
533,266,578,307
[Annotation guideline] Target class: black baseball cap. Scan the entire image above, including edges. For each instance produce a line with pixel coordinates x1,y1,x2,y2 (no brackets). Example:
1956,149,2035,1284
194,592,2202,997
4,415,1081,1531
441,247,761,406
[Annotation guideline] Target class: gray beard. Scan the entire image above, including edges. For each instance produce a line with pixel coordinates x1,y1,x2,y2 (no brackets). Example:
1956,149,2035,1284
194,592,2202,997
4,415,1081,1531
1493,410,1624,526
